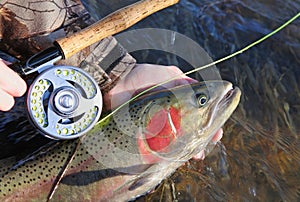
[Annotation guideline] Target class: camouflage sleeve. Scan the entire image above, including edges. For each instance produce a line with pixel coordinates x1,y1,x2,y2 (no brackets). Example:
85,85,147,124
78,37,136,93
0,0,136,92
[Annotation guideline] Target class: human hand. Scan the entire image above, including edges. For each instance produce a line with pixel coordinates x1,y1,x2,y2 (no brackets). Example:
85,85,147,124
104,63,223,160
104,64,195,109
0,59,27,111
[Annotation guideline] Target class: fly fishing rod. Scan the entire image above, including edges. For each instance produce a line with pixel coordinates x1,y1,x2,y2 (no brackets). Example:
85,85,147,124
8,0,179,140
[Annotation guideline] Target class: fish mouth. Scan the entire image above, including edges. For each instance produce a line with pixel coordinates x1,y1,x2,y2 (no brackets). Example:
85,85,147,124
207,83,241,129
217,83,241,108
220,88,234,104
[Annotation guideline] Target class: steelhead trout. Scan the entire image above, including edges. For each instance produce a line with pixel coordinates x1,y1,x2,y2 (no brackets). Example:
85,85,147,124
0,80,240,201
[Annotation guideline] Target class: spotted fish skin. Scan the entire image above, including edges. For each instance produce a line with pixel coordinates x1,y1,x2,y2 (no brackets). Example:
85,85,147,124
0,81,241,202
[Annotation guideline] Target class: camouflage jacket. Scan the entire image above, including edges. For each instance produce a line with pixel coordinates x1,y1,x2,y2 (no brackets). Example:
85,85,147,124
0,0,136,93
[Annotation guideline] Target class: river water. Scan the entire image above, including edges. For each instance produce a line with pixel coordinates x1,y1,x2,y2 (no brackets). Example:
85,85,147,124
81,0,300,201
1,0,299,201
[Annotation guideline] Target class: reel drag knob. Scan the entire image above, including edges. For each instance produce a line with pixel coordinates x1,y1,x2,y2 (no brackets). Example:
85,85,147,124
26,66,102,140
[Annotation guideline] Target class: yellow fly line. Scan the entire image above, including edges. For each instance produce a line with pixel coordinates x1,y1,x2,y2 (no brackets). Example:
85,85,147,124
97,11,300,125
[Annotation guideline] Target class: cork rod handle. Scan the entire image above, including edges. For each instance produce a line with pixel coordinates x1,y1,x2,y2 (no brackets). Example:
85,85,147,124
55,0,179,59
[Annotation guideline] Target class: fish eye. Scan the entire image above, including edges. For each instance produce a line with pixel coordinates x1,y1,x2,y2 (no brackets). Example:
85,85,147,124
196,93,208,107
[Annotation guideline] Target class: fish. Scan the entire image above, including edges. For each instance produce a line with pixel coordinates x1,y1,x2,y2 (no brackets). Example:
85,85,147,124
0,80,241,202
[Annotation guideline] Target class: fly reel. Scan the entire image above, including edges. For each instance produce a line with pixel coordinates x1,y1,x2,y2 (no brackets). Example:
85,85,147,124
26,65,102,140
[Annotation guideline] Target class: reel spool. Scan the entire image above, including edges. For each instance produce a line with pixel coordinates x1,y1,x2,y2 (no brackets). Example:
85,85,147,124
26,66,102,140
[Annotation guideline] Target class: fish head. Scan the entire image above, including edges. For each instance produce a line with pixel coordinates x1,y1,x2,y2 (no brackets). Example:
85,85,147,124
137,80,241,163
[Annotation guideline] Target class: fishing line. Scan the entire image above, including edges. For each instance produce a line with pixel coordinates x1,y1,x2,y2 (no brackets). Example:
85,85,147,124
96,11,300,125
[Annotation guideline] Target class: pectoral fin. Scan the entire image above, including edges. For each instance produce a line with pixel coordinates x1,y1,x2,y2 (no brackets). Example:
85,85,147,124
128,173,152,191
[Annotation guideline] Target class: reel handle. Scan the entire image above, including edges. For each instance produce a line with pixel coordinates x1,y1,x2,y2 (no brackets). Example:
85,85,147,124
8,46,62,76
55,0,179,59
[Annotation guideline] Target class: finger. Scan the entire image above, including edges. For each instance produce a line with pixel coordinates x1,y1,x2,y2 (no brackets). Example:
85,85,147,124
211,128,223,143
0,59,10,65
0,87,15,111
129,64,194,89
165,65,198,85
192,150,205,160
192,128,224,160
0,60,27,97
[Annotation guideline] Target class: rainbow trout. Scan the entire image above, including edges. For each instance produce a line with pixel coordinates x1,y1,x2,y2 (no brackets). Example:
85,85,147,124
0,80,240,201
